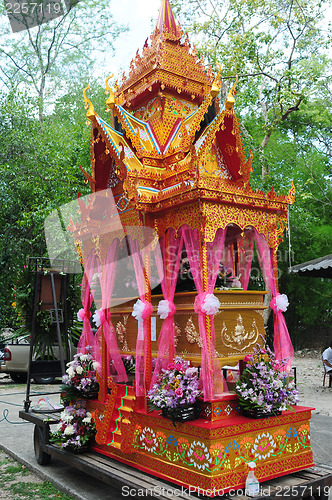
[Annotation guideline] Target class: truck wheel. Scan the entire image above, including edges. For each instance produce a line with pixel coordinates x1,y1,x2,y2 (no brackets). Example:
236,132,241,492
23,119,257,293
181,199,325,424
9,372,27,383
33,376,56,384
34,425,51,465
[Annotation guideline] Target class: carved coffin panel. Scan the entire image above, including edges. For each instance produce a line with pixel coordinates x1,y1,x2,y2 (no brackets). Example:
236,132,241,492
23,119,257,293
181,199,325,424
109,290,267,366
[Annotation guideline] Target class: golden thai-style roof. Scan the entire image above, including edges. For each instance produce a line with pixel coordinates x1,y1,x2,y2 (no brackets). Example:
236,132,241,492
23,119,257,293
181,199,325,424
78,0,295,251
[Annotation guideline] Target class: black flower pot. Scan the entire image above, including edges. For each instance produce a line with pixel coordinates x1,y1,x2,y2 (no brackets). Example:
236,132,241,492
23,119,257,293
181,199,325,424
162,403,200,424
83,391,99,400
242,407,282,419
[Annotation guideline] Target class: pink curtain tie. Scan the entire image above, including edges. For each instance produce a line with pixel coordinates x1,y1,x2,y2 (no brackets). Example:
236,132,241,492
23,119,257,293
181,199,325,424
142,302,153,319
270,293,289,313
157,300,176,319
194,292,207,314
132,299,153,322
92,308,106,328
194,293,220,316
77,308,88,321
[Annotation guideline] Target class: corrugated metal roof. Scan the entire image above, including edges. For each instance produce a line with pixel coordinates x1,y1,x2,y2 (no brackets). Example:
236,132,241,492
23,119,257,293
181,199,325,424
289,254,332,278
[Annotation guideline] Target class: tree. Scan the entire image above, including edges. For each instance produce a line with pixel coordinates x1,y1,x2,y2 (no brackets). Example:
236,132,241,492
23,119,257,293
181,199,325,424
0,0,126,326
0,79,106,327
0,0,127,121
172,0,332,347
173,0,332,177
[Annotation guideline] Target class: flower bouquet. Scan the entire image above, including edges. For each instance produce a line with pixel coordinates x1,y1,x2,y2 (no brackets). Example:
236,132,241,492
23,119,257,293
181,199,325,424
50,403,96,453
122,355,135,374
61,347,99,404
148,357,201,423
235,339,299,418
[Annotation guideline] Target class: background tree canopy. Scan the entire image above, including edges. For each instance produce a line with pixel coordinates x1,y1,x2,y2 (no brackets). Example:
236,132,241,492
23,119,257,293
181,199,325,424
0,0,125,329
172,0,331,347
0,0,331,348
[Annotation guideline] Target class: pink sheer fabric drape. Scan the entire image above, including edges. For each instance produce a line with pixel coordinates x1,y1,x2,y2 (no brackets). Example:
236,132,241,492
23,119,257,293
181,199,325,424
238,234,254,290
151,229,184,387
183,226,226,401
77,251,96,355
254,230,293,369
222,245,235,280
207,229,228,395
207,228,227,330
95,241,127,382
128,238,152,396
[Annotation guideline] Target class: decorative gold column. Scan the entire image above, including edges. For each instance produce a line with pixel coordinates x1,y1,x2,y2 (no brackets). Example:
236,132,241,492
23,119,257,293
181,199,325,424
200,228,215,400
99,332,108,402
143,249,152,394
272,249,279,293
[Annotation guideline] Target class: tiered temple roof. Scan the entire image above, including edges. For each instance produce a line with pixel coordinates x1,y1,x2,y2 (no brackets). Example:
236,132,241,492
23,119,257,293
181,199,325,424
80,0,294,251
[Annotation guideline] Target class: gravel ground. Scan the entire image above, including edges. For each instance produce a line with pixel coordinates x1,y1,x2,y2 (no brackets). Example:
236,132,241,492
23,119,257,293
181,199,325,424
294,350,332,416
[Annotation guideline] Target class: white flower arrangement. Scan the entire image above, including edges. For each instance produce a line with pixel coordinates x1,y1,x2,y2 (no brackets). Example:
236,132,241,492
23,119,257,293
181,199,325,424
50,404,96,452
61,346,99,402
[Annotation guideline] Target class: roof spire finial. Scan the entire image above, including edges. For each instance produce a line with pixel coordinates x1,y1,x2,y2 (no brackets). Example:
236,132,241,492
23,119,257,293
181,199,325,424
156,0,180,35
83,85,95,122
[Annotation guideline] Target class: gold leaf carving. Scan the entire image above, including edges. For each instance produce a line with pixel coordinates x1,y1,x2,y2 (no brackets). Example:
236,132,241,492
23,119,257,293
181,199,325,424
116,314,129,351
185,317,201,347
174,322,181,347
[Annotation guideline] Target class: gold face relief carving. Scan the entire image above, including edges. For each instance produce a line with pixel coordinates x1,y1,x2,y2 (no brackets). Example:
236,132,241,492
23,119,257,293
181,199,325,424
116,314,129,351
185,317,201,347
221,314,259,352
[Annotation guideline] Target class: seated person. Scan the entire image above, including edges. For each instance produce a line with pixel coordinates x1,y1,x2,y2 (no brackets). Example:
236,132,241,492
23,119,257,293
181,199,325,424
322,341,332,373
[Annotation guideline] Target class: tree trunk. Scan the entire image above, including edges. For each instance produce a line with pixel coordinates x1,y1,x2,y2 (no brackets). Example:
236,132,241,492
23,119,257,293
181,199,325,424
38,76,46,123
260,131,272,178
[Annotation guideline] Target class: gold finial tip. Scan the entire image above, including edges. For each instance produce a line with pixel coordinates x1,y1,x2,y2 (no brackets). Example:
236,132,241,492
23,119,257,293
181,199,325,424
210,63,222,98
83,84,95,122
225,75,238,110
105,74,115,109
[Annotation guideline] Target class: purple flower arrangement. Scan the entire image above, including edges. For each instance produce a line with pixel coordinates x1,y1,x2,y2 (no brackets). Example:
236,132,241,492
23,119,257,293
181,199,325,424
61,347,99,403
50,403,96,452
235,340,299,414
148,357,201,411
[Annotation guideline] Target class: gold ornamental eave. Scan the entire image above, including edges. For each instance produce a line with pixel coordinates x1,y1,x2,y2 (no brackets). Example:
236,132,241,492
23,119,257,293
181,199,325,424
69,211,147,262
137,190,288,251
135,181,291,215
118,68,211,107
118,66,210,94
202,201,288,251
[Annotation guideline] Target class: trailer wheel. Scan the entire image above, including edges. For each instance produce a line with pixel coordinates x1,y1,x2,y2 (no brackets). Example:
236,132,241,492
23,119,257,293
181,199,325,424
34,425,51,465
9,372,27,383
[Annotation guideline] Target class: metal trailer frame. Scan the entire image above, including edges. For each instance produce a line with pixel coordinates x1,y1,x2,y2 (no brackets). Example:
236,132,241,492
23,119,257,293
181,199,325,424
23,257,78,412
17,406,332,500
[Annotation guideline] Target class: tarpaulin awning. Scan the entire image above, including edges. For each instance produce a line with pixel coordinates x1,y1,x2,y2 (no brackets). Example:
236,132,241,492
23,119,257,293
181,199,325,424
289,254,332,278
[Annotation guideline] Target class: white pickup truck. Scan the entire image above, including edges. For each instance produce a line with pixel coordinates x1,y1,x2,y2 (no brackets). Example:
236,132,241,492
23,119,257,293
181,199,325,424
0,335,76,384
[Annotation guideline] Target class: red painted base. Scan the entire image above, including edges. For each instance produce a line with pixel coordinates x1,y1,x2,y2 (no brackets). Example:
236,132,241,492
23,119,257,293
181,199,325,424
89,397,314,495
